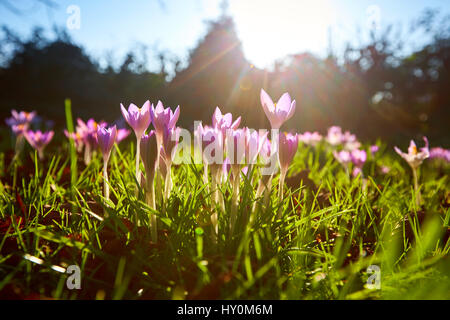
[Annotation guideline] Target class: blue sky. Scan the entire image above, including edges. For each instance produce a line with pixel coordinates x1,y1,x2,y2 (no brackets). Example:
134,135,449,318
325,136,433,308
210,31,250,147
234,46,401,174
1,0,449,72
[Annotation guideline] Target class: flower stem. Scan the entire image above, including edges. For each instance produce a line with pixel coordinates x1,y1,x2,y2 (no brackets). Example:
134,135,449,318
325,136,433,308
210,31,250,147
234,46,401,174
145,173,157,243
164,162,172,200
135,137,141,187
84,144,90,165
276,170,286,220
103,159,109,202
230,168,240,237
412,167,421,207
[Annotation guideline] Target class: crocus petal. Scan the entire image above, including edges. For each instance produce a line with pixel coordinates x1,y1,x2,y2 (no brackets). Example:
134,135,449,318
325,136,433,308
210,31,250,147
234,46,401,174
276,93,292,113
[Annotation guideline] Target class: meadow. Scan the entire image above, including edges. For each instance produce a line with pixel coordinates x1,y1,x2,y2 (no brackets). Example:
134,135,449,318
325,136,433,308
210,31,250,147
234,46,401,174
0,93,449,300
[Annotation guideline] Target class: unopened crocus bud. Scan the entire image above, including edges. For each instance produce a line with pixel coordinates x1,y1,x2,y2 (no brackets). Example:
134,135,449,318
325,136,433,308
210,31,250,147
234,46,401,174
278,132,299,173
140,131,158,180
97,125,117,162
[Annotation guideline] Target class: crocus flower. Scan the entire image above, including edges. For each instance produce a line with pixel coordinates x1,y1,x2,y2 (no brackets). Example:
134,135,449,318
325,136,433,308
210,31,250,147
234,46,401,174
121,101,152,187
429,147,450,162
278,132,299,200
299,131,322,146
116,128,131,144
140,131,159,243
260,89,296,129
370,145,379,156
151,101,180,147
278,132,299,174
24,130,54,160
6,110,37,160
326,126,344,146
333,150,352,165
394,137,429,206
97,125,117,203
212,106,241,136
5,110,36,134
97,125,117,163
244,128,267,165
64,130,84,152
350,149,367,177
342,132,361,151
76,118,103,165
394,137,429,170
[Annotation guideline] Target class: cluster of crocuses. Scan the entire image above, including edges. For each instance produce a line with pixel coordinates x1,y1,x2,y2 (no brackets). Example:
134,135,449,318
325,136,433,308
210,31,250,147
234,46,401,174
118,100,180,242
5,109,53,160
64,118,130,165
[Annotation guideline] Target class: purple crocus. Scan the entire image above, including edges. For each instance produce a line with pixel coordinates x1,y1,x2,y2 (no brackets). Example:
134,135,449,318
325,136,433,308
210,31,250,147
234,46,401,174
97,125,117,162
96,125,117,203
278,132,299,200
370,145,379,156
64,130,84,152
212,106,241,136
24,130,54,160
6,110,36,135
260,89,296,129
121,101,152,139
121,101,152,186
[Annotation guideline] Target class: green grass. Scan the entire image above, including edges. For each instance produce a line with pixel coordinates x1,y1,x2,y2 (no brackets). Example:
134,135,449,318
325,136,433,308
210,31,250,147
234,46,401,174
0,132,449,300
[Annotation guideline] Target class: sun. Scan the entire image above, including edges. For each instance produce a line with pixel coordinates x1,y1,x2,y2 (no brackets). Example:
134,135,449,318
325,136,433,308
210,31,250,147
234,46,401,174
229,0,337,68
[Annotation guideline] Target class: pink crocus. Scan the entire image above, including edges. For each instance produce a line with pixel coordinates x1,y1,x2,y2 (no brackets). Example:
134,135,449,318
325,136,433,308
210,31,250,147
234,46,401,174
394,137,429,170
429,147,450,162
326,126,344,146
116,128,131,144
333,150,352,165
278,132,299,174
24,130,54,160
212,106,241,136
97,125,117,203
370,145,379,156
151,101,180,147
394,137,429,206
121,101,152,186
350,149,367,177
76,118,104,165
299,131,322,146
260,89,296,129
278,132,299,200
244,128,268,165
